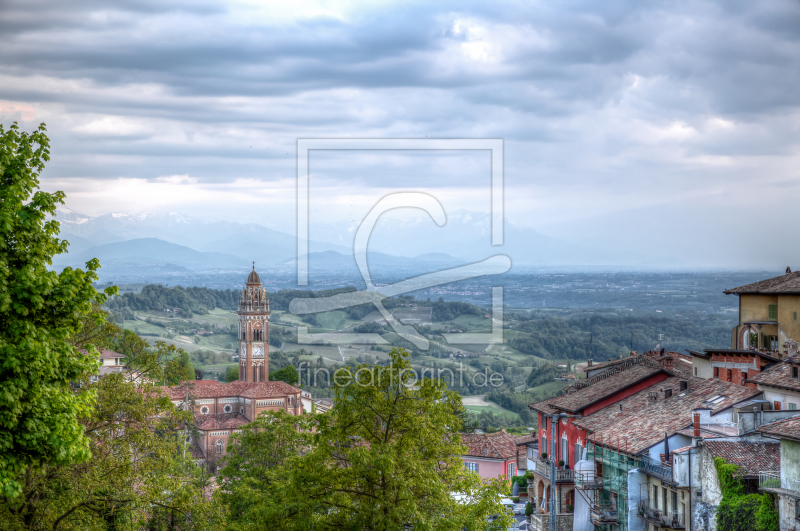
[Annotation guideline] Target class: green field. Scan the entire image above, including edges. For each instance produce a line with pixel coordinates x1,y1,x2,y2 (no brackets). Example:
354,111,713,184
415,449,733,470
465,402,521,420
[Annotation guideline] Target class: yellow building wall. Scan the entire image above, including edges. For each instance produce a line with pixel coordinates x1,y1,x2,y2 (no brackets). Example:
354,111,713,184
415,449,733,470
779,295,800,345
737,294,800,352
739,294,778,322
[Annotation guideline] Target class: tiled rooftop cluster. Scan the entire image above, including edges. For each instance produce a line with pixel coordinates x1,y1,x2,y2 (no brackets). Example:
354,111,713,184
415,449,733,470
723,271,800,294
747,356,800,392
573,376,759,454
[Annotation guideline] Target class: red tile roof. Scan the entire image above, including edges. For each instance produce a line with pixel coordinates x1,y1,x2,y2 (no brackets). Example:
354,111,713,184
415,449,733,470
79,348,125,359
584,350,690,373
747,358,800,392
513,434,537,446
758,415,800,442
572,376,760,454
166,380,301,400
195,412,250,431
704,441,780,477
724,272,800,295
530,356,669,414
460,431,518,460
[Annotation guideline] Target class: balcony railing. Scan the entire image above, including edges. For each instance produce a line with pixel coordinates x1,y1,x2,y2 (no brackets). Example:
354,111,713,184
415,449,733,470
532,460,574,482
638,501,685,528
590,503,618,525
575,471,603,490
640,454,674,483
758,471,781,489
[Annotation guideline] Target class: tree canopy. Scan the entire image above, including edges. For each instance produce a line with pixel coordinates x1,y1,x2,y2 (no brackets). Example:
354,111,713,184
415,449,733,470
219,348,512,530
0,123,116,498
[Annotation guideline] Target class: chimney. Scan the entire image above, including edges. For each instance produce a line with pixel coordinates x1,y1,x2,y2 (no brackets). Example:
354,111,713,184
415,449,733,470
659,355,674,371
587,359,593,367
693,412,700,437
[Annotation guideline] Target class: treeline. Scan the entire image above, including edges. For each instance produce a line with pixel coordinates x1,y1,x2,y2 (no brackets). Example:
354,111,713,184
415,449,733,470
510,313,732,360
106,284,485,323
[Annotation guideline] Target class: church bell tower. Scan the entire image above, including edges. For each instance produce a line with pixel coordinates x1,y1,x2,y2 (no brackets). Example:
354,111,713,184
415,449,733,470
238,264,270,382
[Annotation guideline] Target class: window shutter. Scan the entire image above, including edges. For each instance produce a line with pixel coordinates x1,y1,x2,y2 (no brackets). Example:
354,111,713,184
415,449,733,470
769,304,778,319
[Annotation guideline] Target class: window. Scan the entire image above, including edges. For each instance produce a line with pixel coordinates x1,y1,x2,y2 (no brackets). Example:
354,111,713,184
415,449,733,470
665,389,673,399
574,442,583,466
663,487,667,515
680,381,688,392
653,485,659,508
561,437,569,465
216,440,224,454
796,499,800,521
223,404,232,413
793,367,799,379
672,491,677,515
465,462,478,472
542,436,547,456
714,367,719,378
769,304,778,319
507,463,515,478
200,406,209,414
794,312,798,322
791,404,797,410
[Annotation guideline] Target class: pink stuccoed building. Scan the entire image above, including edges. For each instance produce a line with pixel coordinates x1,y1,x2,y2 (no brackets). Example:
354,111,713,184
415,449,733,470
460,430,529,482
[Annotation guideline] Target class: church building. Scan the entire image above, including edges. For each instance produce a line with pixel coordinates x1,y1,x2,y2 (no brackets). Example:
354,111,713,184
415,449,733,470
165,265,311,465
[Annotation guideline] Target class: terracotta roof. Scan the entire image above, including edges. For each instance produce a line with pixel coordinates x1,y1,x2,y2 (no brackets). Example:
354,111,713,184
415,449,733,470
747,358,800,391
704,441,780,477
724,272,800,295
572,376,760,455
758,415,800,442
513,434,537,446
535,359,667,414
671,445,693,454
529,396,561,415
583,350,690,373
460,431,517,460
195,412,250,431
166,380,301,400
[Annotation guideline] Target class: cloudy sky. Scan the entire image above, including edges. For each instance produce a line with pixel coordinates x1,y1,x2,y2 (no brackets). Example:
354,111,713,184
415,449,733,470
2,0,799,267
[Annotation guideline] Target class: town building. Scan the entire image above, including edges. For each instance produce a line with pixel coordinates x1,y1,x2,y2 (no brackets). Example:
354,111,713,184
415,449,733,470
722,270,800,354
460,430,521,482
686,348,780,388
747,354,800,411
756,416,800,531
528,351,688,530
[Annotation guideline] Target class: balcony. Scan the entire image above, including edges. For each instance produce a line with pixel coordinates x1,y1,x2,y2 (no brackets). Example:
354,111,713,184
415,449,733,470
590,503,618,525
533,460,574,482
638,501,685,529
640,454,675,484
758,471,781,489
575,471,603,490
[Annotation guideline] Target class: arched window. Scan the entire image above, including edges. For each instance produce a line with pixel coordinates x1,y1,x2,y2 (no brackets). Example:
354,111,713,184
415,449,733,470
216,440,224,454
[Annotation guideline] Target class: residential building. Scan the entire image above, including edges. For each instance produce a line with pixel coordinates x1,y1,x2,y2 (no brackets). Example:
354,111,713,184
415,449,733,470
528,351,691,531
687,348,780,388
571,376,760,531
460,430,520,482
756,416,800,531
748,355,800,411
722,270,800,354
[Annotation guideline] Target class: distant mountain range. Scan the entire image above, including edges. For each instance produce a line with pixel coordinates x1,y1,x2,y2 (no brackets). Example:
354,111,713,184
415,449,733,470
51,207,689,284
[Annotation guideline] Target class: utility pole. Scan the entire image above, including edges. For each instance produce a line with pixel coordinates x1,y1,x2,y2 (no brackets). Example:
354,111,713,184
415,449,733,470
631,332,633,351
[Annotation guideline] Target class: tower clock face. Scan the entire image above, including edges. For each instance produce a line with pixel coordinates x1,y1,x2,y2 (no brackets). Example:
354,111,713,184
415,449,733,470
253,345,264,358
241,344,246,358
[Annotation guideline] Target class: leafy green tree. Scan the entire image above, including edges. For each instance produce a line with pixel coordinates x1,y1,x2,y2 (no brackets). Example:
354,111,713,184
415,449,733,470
224,366,239,382
0,122,117,498
220,348,511,530
269,364,299,386
166,351,195,384
0,317,222,530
